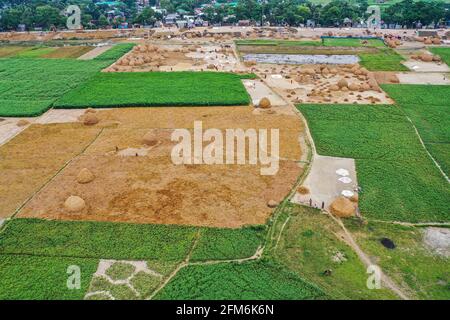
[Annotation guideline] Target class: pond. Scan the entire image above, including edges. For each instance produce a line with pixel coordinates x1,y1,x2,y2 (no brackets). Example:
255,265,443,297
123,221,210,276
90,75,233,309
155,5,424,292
243,53,360,65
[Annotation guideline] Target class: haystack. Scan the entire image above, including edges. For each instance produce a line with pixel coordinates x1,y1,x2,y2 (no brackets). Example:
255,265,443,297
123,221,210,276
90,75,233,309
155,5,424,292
348,83,360,91
337,79,348,88
297,186,310,195
330,85,339,91
16,119,30,127
259,97,271,109
330,196,355,218
432,38,441,45
77,168,95,184
64,195,86,213
142,132,159,146
83,113,99,126
267,200,278,208
420,53,433,62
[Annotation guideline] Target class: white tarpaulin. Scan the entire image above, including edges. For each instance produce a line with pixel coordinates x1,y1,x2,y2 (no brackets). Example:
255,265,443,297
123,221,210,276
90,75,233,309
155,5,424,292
338,176,352,184
336,168,349,176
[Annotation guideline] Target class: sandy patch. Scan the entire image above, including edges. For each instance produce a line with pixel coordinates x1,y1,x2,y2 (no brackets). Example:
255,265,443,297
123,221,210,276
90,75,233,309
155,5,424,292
423,227,450,257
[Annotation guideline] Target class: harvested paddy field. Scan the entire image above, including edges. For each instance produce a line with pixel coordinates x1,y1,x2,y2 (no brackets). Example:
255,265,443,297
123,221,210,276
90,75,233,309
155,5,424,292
0,123,101,219
11,107,304,228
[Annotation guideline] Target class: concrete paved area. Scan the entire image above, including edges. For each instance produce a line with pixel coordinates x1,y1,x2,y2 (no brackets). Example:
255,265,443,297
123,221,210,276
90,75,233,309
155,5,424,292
78,45,113,60
403,60,450,72
397,72,450,85
291,154,358,209
243,79,287,107
36,109,86,124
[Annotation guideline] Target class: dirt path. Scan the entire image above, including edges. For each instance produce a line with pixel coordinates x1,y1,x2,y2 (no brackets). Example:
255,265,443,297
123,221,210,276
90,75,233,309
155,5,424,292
328,213,410,300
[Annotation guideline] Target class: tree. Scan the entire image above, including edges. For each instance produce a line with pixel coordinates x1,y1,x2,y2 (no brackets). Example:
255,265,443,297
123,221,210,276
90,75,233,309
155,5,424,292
133,7,156,26
98,14,109,28
34,5,64,29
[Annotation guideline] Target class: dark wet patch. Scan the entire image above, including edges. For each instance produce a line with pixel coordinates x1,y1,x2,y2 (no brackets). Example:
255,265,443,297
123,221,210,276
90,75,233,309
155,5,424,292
380,237,396,249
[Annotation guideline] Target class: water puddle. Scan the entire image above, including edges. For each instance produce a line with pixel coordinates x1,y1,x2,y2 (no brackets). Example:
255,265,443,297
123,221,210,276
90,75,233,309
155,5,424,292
243,53,359,65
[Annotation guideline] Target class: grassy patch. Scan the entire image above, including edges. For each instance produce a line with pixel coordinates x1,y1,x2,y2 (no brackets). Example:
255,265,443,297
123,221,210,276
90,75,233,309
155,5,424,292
382,84,450,176
191,226,266,261
0,218,197,261
298,104,450,222
359,48,408,71
345,220,450,299
323,38,386,48
429,47,450,66
55,72,250,108
273,204,398,299
130,272,162,297
105,262,136,281
0,254,97,300
0,58,111,116
155,260,326,300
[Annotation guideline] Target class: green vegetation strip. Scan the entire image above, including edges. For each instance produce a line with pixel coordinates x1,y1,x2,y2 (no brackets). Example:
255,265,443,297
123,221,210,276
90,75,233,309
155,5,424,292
154,260,326,300
0,254,97,300
359,48,408,71
429,47,450,66
298,104,450,222
0,218,265,262
323,38,386,48
93,43,135,61
55,72,251,108
382,84,450,176
0,58,112,116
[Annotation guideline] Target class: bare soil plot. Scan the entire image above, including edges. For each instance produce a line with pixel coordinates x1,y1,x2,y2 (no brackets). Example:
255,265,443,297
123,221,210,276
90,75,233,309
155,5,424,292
0,123,101,218
41,46,94,59
0,46,31,57
16,107,304,228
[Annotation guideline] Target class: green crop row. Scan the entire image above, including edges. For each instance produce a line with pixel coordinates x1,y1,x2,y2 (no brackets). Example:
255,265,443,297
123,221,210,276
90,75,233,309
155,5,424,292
54,72,251,108
382,84,450,176
0,218,265,262
298,104,450,222
155,260,326,300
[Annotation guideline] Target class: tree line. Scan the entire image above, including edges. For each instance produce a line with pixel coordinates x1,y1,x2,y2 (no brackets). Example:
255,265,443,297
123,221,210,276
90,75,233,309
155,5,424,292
0,0,448,31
